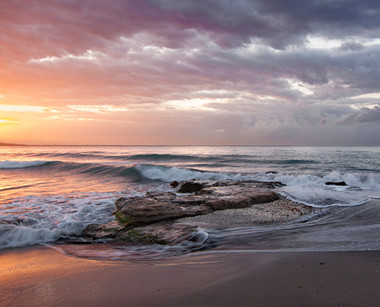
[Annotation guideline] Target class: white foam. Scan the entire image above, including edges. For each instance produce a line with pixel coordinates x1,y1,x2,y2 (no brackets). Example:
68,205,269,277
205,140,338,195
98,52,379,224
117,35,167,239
137,165,380,207
0,160,50,169
0,192,119,249
0,225,59,248
260,171,380,207
136,164,244,182
251,170,380,189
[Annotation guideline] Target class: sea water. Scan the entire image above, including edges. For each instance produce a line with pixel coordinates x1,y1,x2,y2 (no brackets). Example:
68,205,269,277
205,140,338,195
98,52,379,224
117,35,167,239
0,146,379,259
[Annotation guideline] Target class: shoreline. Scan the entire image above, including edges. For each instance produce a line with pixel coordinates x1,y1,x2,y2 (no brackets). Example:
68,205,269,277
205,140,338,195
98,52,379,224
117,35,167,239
1,246,380,306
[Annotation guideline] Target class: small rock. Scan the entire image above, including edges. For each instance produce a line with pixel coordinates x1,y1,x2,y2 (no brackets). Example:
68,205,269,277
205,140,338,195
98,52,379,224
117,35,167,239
263,181,286,188
170,181,179,188
325,181,347,186
177,181,204,193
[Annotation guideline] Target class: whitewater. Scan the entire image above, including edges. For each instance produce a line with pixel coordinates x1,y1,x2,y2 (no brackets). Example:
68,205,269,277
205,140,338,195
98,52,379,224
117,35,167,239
0,145,379,259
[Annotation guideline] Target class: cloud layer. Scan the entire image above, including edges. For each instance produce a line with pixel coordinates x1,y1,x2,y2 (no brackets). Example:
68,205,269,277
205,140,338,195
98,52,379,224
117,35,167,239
1,0,380,144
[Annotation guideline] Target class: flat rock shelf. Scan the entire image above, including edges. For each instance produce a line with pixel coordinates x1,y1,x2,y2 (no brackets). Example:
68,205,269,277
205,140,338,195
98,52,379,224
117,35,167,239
81,180,314,248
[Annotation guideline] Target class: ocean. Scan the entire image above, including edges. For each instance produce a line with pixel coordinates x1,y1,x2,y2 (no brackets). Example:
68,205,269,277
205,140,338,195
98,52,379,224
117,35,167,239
1,146,380,259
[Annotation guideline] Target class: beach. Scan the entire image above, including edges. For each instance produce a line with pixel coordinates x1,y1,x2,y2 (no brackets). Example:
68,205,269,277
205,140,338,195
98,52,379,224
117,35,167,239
1,246,380,306
1,146,380,305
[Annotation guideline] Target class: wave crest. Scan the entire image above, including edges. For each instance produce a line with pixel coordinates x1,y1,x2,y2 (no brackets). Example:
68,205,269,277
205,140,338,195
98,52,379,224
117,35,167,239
0,160,51,169
135,164,239,182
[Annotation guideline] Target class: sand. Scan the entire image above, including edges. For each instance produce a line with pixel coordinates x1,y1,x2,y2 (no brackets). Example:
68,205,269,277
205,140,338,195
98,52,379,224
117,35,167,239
1,246,380,306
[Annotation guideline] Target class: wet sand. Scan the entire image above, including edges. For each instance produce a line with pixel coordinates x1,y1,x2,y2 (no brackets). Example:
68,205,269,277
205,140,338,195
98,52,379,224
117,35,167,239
1,246,380,306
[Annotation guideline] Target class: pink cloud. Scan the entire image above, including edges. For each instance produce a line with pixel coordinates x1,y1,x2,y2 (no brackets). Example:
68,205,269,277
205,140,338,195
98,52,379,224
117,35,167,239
1,1,380,145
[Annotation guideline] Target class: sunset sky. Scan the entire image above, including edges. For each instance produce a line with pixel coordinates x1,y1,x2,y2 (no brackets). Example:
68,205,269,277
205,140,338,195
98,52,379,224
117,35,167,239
1,0,380,145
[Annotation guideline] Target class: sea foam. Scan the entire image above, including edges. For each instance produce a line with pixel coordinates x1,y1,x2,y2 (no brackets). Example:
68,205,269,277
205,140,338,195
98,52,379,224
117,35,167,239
135,164,244,182
0,192,118,249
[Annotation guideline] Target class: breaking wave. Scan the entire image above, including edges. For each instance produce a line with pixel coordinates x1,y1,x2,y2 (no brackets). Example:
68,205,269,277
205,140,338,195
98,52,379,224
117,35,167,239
0,160,243,183
2,159,379,207
253,171,380,207
134,164,243,182
0,160,51,169
0,192,118,249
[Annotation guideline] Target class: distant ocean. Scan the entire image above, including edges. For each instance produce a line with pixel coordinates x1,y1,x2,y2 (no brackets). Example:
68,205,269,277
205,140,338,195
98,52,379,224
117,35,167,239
1,146,380,259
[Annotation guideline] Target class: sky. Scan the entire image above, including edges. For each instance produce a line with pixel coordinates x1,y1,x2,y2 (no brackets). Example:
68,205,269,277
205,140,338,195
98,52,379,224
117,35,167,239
1,0,380,145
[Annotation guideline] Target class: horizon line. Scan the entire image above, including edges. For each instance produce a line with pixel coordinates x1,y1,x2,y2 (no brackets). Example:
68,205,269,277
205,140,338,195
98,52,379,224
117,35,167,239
1,142,379,147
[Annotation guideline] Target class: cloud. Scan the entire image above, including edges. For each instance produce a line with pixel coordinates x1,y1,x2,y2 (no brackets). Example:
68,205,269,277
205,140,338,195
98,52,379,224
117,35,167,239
0,119,19,124
0,104,57,113
1,0,380,145
68,105,129,113
2,0,380,62
338,105,380,124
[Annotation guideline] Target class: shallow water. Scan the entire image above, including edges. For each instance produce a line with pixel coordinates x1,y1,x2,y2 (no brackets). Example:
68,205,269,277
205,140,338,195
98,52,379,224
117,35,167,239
1,145,379,259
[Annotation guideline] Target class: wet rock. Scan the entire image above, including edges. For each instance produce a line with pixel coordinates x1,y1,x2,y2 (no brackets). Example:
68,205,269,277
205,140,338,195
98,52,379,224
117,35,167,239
82,221,123,239
210,179,284,188
170,181,179,188
120,222,199,245
263,181,286,188
120,228,167,245
114,195,212,226
113,183,281,227
179,199,313,227
114,181,283,226
325,181,347,186
177,181,204,193
206,192,279,211
82,179,312,246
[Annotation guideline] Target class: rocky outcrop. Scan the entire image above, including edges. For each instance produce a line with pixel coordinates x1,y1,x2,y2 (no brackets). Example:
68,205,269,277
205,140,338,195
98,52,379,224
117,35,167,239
82,180,312,246
113,180,281,226
325,181,347,186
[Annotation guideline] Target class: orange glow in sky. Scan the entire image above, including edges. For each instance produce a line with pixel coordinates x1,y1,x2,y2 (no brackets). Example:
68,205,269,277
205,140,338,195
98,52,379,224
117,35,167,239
1,1,380,145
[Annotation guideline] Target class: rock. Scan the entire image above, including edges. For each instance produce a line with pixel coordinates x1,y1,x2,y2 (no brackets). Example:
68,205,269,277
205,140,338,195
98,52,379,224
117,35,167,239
82,221,123,239
263,181,286,188
210,180,285,188
265,171,278,174
179,199,313,227
120,228,167,245
120,222,199,245
325,181,347,186
82,179,312,247
114,194,212,226
177,181,204,193
113,182,280,226
206,192,279,211
170,181,179,188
